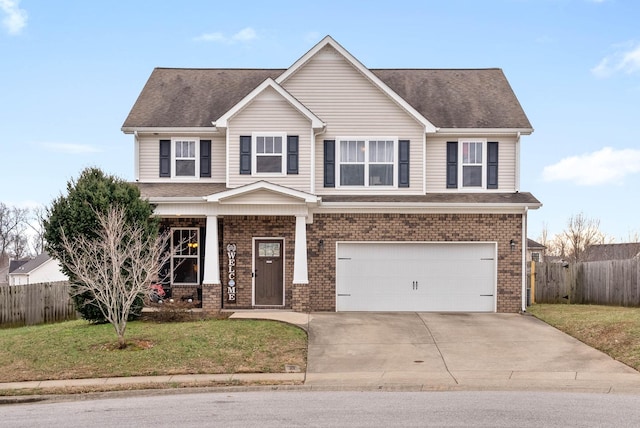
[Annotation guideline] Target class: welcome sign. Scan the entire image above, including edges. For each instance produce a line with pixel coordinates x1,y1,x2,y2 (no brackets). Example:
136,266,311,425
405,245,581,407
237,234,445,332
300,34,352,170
226,243,237,303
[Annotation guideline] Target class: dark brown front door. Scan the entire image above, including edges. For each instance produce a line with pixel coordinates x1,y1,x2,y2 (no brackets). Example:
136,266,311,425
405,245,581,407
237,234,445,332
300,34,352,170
254,239,284,305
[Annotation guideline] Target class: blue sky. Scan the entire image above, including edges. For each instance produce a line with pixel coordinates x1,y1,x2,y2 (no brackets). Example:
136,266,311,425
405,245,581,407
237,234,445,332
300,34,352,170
1,0,639,241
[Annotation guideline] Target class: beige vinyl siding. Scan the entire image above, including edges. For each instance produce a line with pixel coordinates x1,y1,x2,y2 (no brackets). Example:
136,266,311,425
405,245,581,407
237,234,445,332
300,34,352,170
425,136,517,192
281,45,424,195
137,134,226,182
227,87,312,192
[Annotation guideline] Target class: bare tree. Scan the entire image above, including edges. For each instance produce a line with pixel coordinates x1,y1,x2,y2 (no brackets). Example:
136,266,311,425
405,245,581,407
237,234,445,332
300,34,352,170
0,203,28,265
27,205,47,255
562,212,606,262
59,206,171,348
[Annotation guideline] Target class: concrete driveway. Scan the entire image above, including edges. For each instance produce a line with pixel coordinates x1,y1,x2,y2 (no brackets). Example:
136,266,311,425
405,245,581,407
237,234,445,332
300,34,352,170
305,312,640,392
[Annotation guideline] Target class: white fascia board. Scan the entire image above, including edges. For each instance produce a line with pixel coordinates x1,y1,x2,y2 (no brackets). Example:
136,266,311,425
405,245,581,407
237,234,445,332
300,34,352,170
122,127,219,135
435,128,534,136
315,201,541,214
275,35,437,133
215,78,324,129
206,181,320,204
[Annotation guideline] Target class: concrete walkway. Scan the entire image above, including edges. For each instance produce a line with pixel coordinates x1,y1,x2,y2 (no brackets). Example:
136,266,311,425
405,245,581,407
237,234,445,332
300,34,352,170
2,311,640,394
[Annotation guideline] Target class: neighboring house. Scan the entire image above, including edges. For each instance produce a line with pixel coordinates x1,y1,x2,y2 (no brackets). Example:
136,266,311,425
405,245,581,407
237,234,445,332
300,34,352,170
582,243,640,262
8,252,68,286
122,36,541,313
526,238,546,263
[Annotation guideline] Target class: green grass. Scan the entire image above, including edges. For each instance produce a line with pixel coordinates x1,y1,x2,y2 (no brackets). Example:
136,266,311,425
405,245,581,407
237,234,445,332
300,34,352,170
0,318,307,382
528,304,640,371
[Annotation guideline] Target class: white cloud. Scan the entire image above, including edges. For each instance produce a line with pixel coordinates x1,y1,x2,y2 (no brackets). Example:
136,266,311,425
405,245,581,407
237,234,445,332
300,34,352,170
0,0,27,35
304,32,321,44
542,147,640,186
592,42,640,78
194,27,257,43
41,143,102,154
232,27,256,42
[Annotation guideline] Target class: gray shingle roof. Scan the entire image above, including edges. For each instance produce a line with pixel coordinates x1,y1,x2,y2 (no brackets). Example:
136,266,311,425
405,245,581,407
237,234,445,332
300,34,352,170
9,252,52,274
123,67,532,130
134,182,540,206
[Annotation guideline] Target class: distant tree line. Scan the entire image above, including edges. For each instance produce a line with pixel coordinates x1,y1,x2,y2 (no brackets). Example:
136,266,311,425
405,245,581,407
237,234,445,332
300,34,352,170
0,203,46,267
538,212,639,263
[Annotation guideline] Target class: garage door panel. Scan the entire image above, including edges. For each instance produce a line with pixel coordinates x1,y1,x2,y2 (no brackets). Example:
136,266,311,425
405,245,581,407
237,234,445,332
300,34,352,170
337,243,496,312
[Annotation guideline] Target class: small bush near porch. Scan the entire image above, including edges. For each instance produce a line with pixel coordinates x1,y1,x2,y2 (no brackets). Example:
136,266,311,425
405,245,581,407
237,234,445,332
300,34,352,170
0,317,306,383
528,304,640,371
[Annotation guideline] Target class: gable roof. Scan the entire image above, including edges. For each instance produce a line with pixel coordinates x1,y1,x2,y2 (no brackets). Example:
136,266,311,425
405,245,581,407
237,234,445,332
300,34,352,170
122,39,532,132
527,238,546,250
214,78,324,129
8,258,30,274
9,252,53,275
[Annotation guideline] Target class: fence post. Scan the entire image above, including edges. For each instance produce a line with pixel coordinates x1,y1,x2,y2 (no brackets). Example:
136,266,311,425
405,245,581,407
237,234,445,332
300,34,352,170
530,260,536,304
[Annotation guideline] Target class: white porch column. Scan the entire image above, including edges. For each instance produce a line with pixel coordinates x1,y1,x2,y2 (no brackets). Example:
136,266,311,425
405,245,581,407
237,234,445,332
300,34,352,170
202,215,220,284
293,215,309,284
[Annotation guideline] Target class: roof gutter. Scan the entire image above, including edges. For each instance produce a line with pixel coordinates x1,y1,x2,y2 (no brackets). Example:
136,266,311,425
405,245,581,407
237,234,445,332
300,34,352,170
121,127,220,135
435,128,533,136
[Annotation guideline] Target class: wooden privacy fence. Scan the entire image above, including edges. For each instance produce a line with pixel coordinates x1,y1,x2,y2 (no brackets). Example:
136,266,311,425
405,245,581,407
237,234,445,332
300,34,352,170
533,260,640,306
0,281,77,327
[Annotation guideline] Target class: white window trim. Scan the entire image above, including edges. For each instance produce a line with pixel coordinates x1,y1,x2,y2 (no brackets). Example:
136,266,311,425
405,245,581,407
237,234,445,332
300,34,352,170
171,137,200,179
252,132,287,176
171,227,200,286
458,138,487,190
336,137,398,188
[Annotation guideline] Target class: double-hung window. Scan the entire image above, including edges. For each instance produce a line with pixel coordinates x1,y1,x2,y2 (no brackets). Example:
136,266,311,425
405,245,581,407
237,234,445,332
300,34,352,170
338,138,395,187
171,228,199,285
254,133,285,174
174,139,198,177
460,140,485,188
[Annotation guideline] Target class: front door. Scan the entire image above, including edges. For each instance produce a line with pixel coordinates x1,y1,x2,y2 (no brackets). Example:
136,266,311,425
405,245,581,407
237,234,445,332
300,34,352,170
254,239,284,306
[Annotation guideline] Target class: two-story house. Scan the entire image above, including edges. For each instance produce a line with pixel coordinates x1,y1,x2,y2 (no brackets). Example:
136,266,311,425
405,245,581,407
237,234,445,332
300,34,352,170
122,36,541,313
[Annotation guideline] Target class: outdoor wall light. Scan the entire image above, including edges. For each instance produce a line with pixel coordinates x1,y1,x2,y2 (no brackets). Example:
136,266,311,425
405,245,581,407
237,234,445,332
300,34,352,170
509,239,516,252
318,239,324,249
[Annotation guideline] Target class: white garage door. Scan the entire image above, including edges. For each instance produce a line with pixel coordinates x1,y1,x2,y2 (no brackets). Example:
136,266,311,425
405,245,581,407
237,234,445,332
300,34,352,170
336,242,496,312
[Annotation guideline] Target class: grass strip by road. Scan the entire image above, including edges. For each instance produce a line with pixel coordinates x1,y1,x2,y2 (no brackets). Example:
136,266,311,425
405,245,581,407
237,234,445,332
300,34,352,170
0,317,307,384
527,303,640,371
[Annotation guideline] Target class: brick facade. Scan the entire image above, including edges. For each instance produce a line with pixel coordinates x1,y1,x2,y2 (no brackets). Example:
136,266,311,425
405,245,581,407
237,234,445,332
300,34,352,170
161,213,524,313
305,213,523,313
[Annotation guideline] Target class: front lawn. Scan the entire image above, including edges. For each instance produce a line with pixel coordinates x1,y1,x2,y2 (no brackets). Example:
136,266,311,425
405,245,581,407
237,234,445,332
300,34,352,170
0,317,307,383
528,304,640,371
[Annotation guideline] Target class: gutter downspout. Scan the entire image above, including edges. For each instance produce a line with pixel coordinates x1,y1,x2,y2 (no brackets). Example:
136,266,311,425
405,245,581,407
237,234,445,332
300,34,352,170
515,131,521,192
521,206,528,312
311,124,327,195
134,131,140,181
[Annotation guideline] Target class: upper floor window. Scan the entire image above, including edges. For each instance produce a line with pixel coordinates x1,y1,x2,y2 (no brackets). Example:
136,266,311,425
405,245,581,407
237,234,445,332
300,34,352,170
254,134,285,174
239,134,298,176
446,139,498,190
175,140,197,177
461,140,484,188
159,138,212,179
338,138,395,187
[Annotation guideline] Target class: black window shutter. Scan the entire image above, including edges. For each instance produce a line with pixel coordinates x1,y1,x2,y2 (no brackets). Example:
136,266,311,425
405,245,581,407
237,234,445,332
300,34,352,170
398,140,410,188
446,142,458,189
200,140,211,178
239,136,251,175
487,141,499,189
159,140,171,177
287,136,299,175
323,140,335,187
